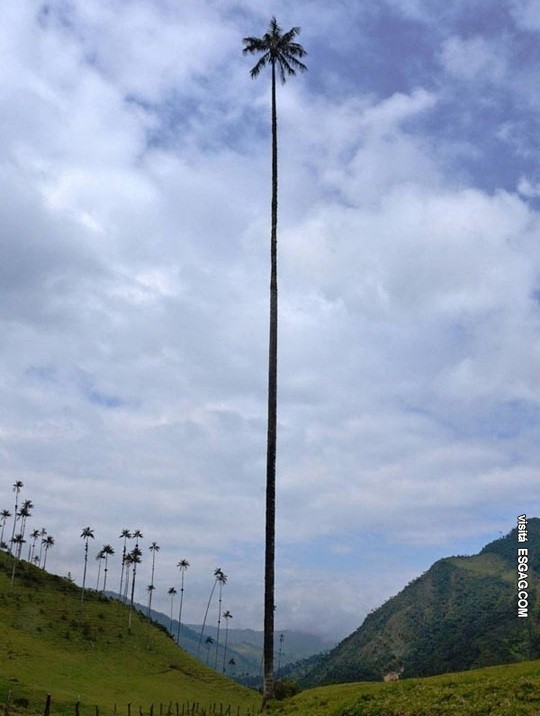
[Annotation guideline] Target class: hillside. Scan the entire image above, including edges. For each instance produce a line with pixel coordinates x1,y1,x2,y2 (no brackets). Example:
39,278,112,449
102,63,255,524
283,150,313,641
0,550,260,715
125,600,334,682
297,518,540,685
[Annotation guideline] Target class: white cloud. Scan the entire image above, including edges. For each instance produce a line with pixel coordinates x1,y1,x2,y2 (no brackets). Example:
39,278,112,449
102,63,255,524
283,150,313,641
1,0,540,643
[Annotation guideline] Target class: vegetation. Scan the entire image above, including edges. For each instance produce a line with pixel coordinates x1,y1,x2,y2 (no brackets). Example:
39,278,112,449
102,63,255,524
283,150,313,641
293,520,540,686
242,17,307,704
0,549,260,715
267,660,540,715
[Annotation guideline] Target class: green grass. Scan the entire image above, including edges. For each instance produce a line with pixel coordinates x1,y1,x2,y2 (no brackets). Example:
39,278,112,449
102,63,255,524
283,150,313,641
269,660,540,715
0,552,260,716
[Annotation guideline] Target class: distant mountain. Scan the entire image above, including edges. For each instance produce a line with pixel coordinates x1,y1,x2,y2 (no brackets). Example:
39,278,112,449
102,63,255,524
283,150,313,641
121,596,334,682
294,518,540,685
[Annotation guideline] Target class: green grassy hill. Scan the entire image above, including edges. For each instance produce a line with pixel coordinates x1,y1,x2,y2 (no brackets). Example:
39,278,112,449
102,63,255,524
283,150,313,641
0,551,260,716
269,659,540,716
296,519,540,685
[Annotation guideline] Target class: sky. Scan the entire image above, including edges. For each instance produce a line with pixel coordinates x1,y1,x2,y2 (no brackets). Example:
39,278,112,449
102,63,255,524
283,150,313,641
2,0,540,644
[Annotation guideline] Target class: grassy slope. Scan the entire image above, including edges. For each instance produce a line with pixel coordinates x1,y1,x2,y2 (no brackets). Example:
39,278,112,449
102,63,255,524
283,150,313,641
0,552,260,716
270,660,540,716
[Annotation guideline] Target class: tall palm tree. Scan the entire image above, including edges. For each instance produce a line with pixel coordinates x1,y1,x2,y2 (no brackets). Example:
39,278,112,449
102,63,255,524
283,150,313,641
197,567,224,657
242,17,307,703
167,586,177,634
28,528,40,563
10,533,25,585
101,544,114,593
1,509,11,548
214,571,228,669
80,526,95,605
37,527,47,567
127,545,142,630
9,480,23,554
205,636,214,666
95,548,105,591
118,529,132,598
133,529,143,549
123,552,133,603
222,610,233,673
147,542,160,617
176,558,190,645
41,535,54,570
18,499,33,548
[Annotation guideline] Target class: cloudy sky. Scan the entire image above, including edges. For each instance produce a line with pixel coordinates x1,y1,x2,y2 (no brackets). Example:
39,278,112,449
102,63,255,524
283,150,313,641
2,0,540,643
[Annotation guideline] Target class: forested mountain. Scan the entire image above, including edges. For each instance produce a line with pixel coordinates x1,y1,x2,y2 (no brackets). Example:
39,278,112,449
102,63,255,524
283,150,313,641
294,518,540,685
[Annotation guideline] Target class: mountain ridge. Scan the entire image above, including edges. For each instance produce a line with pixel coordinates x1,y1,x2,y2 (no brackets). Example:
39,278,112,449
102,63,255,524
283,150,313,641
290,518,540,685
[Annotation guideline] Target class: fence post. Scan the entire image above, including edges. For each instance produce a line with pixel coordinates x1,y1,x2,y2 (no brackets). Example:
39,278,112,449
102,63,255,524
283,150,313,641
75,701,80,716
43,694,51,716
127,702,131,716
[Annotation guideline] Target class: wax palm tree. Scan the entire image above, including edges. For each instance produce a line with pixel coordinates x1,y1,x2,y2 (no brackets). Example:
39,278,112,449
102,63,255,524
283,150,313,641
127,546,142,630
176,558,190,645
205,636,214,666
242,17,307,703
123,551,133,603
37,527,47,567
167,586,177,634
18,499,33,549
80,526,95,605
133,529,143,549
197,567,224,657
214,571,228,669
147,542,160,616
277,632,285,674
118,529,132,597
10,533,25,585
222,610,233,673
42,535,54,570
101,544,114,593
95,548,105,590
1,509,11,548
28,528,40,563
9,480,23,554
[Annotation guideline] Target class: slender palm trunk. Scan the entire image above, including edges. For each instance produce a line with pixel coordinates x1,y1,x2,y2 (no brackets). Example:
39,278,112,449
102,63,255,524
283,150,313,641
169,592,176,634
197,579,218,657
222,621,230,673
263,58,278,704
214,585,224,669
43,546,50,570
81,541,89,605
103,557,109,593
176,572,185,644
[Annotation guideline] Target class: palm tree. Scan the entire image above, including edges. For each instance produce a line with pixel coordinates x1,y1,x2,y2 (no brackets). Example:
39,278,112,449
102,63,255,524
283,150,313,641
0,509,11,547
197,567,224,657
277,633,285,674
118,529,132,598
214,571,228,669
18,499,33,551
123,551,133,603
80,526,95,605
101,544,114,593
167,586,177,634
127,546,142,630
176,558,190,645
10,533,25,585
37,527,47,567
28,528,40,563
42,535,54,570
147,542,160,617
133,529,143,549
95,548,105,591
222,610,233,673
205,636,214,666
242,17,307,703
9,480,23,554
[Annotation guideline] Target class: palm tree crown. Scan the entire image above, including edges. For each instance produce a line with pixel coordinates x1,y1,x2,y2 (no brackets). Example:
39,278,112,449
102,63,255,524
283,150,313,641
242,17,307,83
